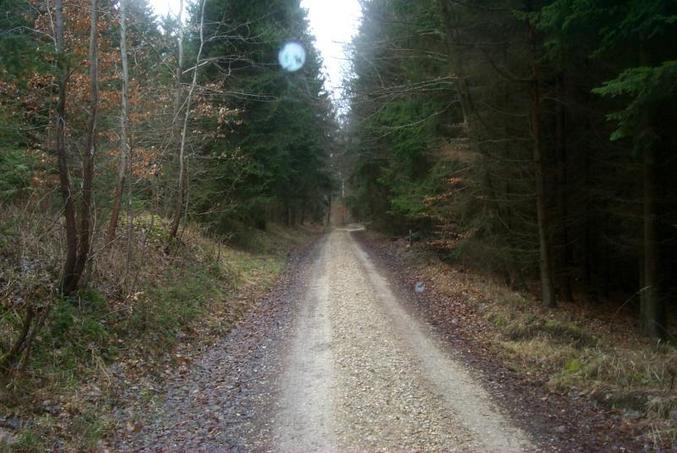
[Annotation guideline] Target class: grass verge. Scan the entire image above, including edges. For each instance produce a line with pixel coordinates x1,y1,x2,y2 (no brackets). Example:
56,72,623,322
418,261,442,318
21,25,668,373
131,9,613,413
364,231,677,449
0,210,316,451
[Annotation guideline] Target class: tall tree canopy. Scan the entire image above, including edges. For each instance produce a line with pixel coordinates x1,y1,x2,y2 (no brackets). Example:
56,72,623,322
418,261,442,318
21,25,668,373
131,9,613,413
0,0,335,367
346,0,677,338
181,0,335,231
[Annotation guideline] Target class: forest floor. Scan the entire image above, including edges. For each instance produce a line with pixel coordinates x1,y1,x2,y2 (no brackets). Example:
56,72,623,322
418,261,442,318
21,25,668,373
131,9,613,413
111,227,669,451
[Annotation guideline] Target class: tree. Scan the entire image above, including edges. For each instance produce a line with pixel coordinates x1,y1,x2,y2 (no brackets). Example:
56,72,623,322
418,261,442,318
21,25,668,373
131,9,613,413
346,0,677,334
527,3,557,308
538,0,677,336
169,0,187,239
107,0,131,244
54,0,79,294
182,0,334,231
61,0,99,294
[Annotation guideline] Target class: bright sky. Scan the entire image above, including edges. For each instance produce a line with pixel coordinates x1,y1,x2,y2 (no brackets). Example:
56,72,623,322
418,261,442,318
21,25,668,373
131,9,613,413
301,0,362,101
147,0,362,103
148,0,183,18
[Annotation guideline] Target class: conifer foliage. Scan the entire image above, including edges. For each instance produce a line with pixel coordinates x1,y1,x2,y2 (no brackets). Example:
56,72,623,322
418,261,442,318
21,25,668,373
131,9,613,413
0,0,334,368
346,0,677,338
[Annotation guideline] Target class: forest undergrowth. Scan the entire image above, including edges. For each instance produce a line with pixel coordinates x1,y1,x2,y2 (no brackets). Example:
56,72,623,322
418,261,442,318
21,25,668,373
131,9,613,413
0,205,316,451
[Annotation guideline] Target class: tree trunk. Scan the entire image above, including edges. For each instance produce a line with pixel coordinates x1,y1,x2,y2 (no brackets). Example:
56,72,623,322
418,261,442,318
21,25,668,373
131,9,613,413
528,23,556,308
438,0,471,132
641,139,664,337
638,42,665,339
107,0,130,244
67,0,98,294
170,0,204,240
169,0,185,239
555,74,574,302
54,0,78,295
326,196,332,226
583,148,597,300
172,0,185,130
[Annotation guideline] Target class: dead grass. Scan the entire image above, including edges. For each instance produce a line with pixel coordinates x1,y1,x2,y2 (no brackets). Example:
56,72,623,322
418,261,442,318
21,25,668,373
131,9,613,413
389,234,677,449
479,280,677,430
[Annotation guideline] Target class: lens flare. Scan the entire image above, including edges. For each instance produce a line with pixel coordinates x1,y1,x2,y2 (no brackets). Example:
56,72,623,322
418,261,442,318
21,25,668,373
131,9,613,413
278,42,306,72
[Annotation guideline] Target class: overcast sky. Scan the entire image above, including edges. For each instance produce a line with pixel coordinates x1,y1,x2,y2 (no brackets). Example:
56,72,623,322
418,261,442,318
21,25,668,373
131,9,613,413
300,0,362,101
147,0,362,102
148,0,180,17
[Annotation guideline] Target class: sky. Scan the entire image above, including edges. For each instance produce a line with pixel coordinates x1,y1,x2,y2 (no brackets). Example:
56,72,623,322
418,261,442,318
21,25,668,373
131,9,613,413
147,0,362,102
300,0,362,101
148,0,183,18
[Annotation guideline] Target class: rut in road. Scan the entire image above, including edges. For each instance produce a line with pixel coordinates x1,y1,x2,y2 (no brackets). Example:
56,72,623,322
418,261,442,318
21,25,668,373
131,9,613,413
273,229,533,452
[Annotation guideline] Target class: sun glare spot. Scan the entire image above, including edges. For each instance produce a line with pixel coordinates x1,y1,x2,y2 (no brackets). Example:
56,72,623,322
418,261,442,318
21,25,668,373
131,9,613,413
278,42,306,72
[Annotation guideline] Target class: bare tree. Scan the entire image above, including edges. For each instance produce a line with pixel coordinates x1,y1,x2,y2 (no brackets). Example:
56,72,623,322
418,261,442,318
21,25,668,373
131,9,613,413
107,0,130,244
53,0,79,294
170,0,206,239
64,0,98,294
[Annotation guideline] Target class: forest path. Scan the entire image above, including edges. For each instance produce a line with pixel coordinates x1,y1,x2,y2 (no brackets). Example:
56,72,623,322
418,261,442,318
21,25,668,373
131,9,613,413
116,229,534,451
273,228,533,452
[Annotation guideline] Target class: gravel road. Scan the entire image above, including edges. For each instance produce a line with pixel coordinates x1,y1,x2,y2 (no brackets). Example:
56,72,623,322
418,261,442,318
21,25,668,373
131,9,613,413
273,228,533,452
117,229,535,451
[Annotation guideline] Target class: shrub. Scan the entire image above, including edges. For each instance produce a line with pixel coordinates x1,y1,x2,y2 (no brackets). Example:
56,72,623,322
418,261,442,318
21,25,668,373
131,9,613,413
0,148,33,201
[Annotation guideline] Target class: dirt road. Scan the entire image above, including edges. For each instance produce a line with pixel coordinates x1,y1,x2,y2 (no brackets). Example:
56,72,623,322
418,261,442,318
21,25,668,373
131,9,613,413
118,229,534,451
274,228,532,451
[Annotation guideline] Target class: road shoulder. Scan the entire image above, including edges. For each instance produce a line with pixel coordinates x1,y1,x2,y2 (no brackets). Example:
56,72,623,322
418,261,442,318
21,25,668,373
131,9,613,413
352,229,647,452
112,236,325,451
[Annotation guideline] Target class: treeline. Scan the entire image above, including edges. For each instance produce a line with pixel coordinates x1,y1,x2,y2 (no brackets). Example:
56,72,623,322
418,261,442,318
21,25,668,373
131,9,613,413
346,0,677,338
0,0,332,367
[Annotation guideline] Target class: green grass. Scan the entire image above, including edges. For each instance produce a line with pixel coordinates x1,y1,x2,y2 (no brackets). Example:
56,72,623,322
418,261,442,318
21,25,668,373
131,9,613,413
14,429,42,452
488,294,596,349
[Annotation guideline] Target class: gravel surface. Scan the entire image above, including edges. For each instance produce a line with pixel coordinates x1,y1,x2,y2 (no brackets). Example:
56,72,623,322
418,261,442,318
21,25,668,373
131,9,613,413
114,239,323,451
322,229,533,452
116,229,536,451
353,230,650,452
272,239,336,451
